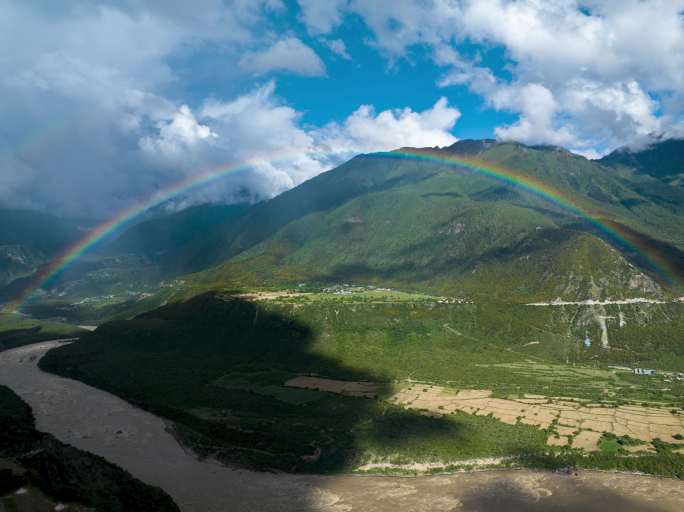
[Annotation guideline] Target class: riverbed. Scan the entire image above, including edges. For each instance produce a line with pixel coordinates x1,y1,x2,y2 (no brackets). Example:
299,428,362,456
1,341,683,512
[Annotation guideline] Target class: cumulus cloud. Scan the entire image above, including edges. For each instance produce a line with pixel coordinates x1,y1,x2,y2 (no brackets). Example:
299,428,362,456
195,82,325,195
140,105,217,159
298,0,348,34
140,83,460,203
0,0,294,217
297,0,462,58
313,97,460,156
453,0,682,152
492,83,578,147
0,0,456,220
239,37,326,76
302,0,684,154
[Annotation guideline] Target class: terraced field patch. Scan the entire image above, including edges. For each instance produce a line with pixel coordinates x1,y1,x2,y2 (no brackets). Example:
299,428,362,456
286,376,684,453
391,386,684,451
284,376,385,397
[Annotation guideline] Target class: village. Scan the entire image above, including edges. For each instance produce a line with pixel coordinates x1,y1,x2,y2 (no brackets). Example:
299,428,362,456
608,365,684,383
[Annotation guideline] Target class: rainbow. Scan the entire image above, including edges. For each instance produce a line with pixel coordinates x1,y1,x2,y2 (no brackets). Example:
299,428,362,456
7,147,682,311
386,148,682,288
7,155,288,311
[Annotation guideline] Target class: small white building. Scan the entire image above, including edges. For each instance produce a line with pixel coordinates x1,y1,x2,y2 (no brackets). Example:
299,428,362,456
634,368,656,376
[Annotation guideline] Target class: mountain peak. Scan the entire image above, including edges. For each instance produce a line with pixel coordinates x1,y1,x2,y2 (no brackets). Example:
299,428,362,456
394,139,504,157
446,139,499,155
397,139,575,158
600,138,684,179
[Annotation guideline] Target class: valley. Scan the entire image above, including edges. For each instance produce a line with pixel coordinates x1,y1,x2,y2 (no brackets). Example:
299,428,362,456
9,142,684,322
5,5,684,510
32,290,684,479
1,139,683,509
3,342,684,512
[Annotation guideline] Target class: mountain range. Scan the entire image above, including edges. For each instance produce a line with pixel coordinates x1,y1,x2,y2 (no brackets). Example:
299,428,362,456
2,138,683,316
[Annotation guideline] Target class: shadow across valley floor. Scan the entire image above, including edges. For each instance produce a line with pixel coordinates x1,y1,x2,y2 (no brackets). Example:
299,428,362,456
39,292,511,475
16,292,684,511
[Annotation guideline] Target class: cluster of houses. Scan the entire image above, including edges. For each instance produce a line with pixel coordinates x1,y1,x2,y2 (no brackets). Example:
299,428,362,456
631,367,684,383
633,368,657,376
634,368,684,382
608,365,684,381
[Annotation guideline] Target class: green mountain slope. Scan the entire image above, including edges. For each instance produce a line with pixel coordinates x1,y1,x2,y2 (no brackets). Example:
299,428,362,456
600,138,684,185
103,203,251,273
188,141,683,302
8,203,253,309
8,140,684,315
39,292,684,475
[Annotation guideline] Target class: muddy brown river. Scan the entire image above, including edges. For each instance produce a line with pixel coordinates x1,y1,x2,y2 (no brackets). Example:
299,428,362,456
1,341,683,511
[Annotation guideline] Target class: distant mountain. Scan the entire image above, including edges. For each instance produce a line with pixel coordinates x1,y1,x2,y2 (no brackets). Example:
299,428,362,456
0,208,81,287
0,208,82,255
103,203,251,274
600,138,684,184
0,203,253,307
187,141,683,302
27,203,254,303
8,141,684,313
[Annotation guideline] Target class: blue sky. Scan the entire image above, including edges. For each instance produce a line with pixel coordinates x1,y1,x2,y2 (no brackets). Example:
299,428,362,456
1,0,683,217
276,36,517,139
164,1,517,137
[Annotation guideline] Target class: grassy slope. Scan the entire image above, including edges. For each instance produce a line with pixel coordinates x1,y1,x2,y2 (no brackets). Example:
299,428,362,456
0,385,179,511
2,204,252,311
103,203,251,273
40,293,684,475
0,209,81,256
600,138,684,181
189,143,683,301
11,141,683,315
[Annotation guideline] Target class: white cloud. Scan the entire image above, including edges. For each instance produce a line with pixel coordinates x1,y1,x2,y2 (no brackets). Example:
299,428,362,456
299,0,462,59
312,97,460,157
316,0,684,154
0,0,460,218
562,80,662,141
492,83,578,147
348,0,461,58
140,105,216,159
239,37,326,76
457,1,684,152
460,0,684,91
298,0,348,34
139,84,460,204
324,38,351,60
0,1,319,217
198,82,324,194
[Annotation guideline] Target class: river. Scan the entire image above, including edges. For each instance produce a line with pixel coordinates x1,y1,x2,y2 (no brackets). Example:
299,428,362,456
1,341,683,512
